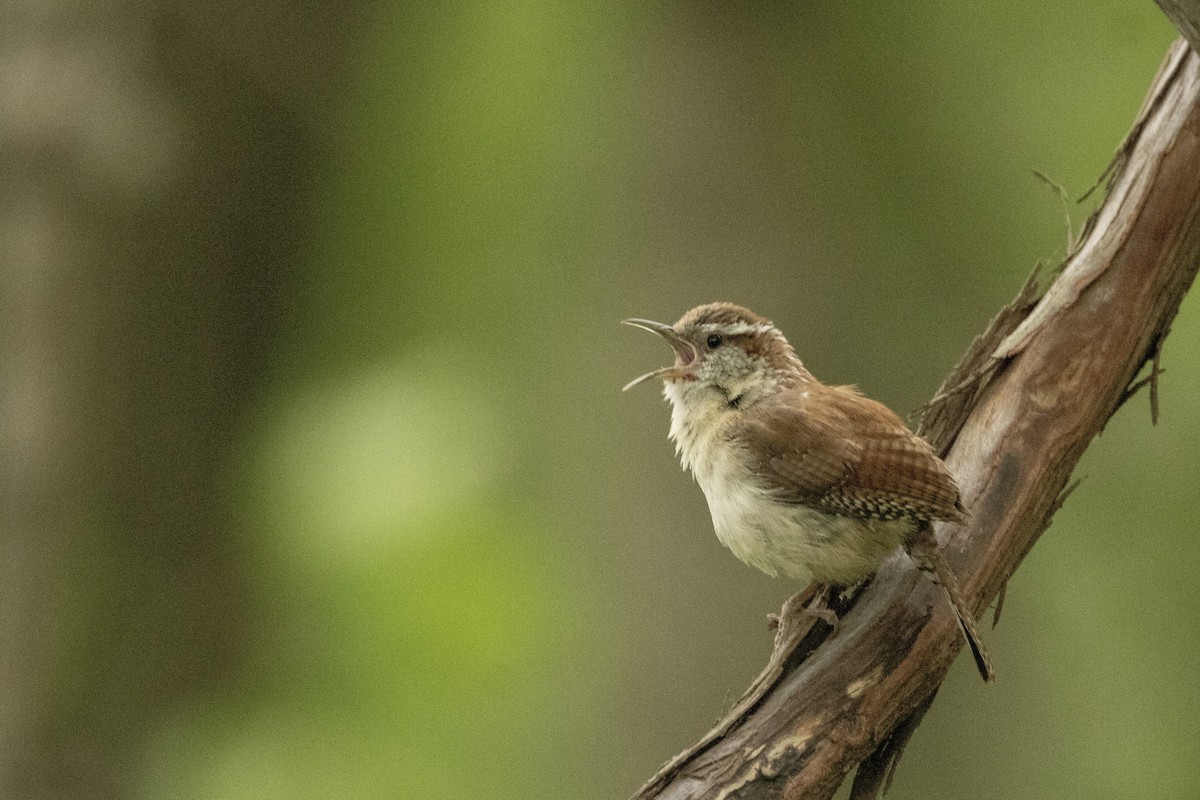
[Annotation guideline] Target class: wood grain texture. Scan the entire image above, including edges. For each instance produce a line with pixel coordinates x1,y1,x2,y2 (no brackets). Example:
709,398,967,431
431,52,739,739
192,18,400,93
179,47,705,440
631,37,1200,800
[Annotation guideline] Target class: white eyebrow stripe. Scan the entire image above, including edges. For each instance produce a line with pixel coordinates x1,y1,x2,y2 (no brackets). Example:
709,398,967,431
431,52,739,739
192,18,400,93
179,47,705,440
701,322,778,336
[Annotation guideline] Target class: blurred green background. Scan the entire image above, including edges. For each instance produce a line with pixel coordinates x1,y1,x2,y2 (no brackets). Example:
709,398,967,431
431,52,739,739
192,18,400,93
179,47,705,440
3,2,1197,799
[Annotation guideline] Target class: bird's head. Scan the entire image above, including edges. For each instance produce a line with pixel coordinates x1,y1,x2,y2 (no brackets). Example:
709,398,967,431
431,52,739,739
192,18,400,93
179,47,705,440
623,302,809,407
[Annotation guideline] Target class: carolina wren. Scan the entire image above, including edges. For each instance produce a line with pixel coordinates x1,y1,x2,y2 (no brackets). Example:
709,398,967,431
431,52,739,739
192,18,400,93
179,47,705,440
624,302,994,682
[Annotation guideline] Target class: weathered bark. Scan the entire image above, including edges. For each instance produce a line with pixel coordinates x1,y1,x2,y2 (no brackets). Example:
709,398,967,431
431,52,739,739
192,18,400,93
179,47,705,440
632,38,1200,800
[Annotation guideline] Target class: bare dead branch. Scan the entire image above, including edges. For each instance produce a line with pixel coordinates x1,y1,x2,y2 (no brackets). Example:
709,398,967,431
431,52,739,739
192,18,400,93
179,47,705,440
632,38,1200,800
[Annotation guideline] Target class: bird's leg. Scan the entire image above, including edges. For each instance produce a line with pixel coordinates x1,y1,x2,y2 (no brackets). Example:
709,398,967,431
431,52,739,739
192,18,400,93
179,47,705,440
768,583,839,633
803,584,841,627
768,582,831,651
768,582,817,629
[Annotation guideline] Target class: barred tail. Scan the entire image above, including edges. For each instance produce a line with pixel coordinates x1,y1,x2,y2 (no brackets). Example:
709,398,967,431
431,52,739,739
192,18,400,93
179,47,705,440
908,525,995,683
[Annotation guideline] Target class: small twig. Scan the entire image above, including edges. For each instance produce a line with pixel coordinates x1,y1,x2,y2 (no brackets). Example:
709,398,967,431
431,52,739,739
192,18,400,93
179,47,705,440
1078,148,1124,203
1053,478,1082,514
992,582,1007,629
1112,328,1168,424
1115,365,1167,421
1033,170,1076,254
1150,330,1166,425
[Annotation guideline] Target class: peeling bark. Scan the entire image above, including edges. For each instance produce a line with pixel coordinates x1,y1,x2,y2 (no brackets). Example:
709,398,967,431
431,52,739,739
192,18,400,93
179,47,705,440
632,38,1200,800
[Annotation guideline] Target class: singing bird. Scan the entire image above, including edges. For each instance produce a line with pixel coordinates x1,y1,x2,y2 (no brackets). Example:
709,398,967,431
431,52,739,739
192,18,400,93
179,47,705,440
624,302,993,682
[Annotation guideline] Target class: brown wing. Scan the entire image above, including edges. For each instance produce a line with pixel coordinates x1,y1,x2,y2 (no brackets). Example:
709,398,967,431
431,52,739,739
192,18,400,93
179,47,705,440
732,384,965,523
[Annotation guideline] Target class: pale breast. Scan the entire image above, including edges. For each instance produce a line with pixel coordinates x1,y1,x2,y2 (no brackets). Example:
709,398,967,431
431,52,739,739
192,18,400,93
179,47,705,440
695,433,911,584
665,381,910,584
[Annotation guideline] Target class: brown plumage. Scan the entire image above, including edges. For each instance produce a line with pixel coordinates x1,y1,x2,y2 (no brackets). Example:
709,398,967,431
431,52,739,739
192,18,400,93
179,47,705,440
624,301,994,682
738,384,967,524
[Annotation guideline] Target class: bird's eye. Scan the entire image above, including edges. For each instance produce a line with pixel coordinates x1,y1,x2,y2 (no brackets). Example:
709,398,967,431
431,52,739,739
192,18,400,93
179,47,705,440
706,334,723,349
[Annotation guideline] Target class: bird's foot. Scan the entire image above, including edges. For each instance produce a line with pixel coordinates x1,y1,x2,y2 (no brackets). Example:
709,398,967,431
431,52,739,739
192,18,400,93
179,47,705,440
769,584,839,649
804,603,840,628
801,585,840,629
767,583,820,630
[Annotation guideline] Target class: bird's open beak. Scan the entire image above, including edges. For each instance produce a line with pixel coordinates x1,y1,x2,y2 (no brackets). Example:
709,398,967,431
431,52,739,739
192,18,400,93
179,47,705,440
621,318,697,391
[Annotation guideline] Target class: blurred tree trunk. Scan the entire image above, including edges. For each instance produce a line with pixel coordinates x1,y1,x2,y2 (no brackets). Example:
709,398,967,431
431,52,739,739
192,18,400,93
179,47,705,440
0,3,364,797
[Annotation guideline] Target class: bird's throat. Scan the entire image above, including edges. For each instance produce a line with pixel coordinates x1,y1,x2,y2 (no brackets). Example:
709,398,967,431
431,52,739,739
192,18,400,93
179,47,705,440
664,382,737,478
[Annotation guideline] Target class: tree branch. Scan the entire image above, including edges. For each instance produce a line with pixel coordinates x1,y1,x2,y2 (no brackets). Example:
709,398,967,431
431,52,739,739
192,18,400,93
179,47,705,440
1156,1,1200,54
632,38,1200,800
